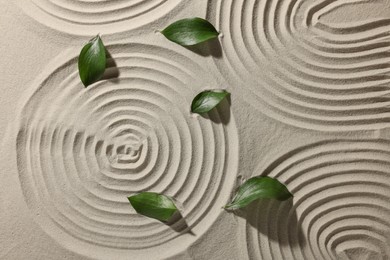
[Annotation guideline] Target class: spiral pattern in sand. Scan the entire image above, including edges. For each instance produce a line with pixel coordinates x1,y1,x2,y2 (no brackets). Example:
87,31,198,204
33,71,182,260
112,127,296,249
241,140,390,260
16,42,238,259
208,0,390,131
18,0,183,35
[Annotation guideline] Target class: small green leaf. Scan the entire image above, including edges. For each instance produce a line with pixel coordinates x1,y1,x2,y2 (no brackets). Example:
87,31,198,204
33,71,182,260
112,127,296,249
128,192,178,222
78,35,107,87
191,90,229,114
225,177,292,210
162,17,219,46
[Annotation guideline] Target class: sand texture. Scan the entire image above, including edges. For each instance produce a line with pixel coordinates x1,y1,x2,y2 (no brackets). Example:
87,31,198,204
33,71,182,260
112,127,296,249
0,0,389,259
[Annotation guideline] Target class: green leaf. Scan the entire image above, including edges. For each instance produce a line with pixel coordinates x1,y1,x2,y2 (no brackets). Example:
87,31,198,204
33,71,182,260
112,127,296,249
162,17,219,46
78,35,107,87
191,90,229,114
225,177,293,210
128,192,178,222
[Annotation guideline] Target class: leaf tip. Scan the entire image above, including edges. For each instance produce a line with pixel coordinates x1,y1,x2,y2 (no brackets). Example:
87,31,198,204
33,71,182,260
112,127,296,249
223,203,236,211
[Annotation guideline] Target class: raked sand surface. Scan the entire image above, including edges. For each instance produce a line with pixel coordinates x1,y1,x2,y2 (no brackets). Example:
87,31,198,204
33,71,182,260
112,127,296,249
0,0,390,259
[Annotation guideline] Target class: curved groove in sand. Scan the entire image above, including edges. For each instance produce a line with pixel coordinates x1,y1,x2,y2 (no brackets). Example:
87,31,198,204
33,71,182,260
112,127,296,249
17,0,183,35
241,140,390,260
208,0,390,131
16,43,238,258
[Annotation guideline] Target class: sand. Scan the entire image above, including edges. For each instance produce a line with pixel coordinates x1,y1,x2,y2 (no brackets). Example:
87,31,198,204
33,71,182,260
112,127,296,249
0,0,389,259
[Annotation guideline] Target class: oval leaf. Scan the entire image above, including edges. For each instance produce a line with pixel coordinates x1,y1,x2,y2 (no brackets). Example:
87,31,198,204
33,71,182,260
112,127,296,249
225,177,292,210
128,192,178,222
78,35,107,87
191,90,229,114
162,17,219,46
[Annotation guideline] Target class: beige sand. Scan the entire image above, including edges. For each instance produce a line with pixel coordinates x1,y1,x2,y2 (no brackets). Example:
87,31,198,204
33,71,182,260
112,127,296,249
0,0,389,259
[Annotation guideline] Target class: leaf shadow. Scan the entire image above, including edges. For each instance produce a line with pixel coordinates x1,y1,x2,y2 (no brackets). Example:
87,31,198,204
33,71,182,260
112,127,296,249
101,50,120,82
165,211,195,236
185,38,222,58
230,199,305,248
200,94,231,125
